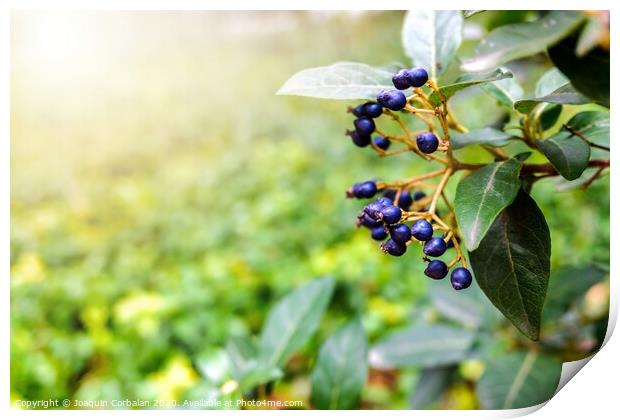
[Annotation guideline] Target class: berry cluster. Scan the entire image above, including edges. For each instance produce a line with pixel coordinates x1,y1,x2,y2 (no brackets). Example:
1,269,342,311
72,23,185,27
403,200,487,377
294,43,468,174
343,67,473,291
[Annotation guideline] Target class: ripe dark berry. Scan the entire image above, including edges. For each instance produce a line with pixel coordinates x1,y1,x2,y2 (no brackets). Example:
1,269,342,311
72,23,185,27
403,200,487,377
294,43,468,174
357,213,382,228
373,136,391,150
424,260,448,280
363,202,382,219
377,205,402,225
348,181,377,199
423,237,448,257
374,197,393,208
451,267,473,290
397,191,413,210
349,104,366,117
416,132,439,154
382,189,396,200
347,130,371,147
362,102,383,118
389,223,412,244
381,239,407,256
354,118,375,136
411,219,433,241
413,191,426,201
392,69,411,90
406,67,429,88
377,89,407,111
371,226,388,241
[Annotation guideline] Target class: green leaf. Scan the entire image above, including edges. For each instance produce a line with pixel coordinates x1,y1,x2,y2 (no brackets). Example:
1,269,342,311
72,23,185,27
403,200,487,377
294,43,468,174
463,10,484,19
368,325,475,369
410,366,456,409
470,191,551,340
566,111,609,150
454,158,523,251
197,348,232,385
535,68,569,97
401,10,463,80
451,127,515,150
537,104,563,131
549,32,610,107
428,280,502,329
514,84,590,114
276,62,400,100
543,265,608,323
461,11,585,72
481,72,524,108
536,132,591,181
477,351,562,409
258,277,334,367
310,318,368,409
226,336,257,379
235,362,283,392
428,68,513,106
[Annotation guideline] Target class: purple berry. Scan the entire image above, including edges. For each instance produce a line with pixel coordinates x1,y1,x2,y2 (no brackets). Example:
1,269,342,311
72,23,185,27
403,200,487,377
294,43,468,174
347,130,371,148
416,132,439,154
354,117,375,136
371,226,388,241
411,220,433,241
362,102,383,118
406,68,429,88
348,181,377,199
424,260,448,279
451,267,473,290
392,69,411,90
389,223,412,244
376,89,407,111
423,237,448,257
377,205,402,225
413,191,426,201
373,136,391,150
397,191,413,210
381,239,407,256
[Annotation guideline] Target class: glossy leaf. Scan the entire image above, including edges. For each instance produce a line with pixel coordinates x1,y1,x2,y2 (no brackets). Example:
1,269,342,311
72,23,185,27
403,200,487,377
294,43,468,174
276,62,401,100
368,325,475,369
451,127,515,150
402,10,463,80
537,104,563,131
566,111,610,150
549,33,610,107
428,68,513,106
461,11,584,72
536,131,591,181
454,157,523,251
513,84,589,114
477,351,562,409
258,277,334,367
310,318,368,409
410,366,456,409
470,191,551,340
481,72,524,108
535,68,569,97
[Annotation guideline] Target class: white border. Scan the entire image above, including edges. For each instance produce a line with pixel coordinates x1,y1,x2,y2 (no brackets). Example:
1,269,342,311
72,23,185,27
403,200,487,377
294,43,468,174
2,2,617,419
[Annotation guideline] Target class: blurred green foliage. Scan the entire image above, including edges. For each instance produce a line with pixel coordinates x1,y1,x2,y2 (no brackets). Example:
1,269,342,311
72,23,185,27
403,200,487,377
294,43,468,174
11,11,609,409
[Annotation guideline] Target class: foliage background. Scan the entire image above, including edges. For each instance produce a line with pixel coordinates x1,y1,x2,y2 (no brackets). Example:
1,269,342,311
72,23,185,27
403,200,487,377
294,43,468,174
11,11,609,409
